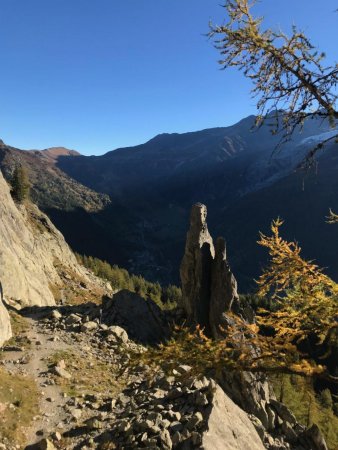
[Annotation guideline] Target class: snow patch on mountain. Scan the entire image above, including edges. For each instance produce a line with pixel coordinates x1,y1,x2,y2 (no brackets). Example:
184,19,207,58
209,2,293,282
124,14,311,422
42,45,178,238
300,129,337,146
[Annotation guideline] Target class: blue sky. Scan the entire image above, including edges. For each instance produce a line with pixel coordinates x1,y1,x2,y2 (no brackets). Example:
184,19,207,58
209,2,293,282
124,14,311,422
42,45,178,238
0,0,337,155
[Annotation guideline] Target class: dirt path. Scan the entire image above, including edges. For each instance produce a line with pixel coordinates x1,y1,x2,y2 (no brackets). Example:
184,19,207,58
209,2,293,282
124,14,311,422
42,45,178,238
2,313,75,446
26,318,71,443
1,304,131,449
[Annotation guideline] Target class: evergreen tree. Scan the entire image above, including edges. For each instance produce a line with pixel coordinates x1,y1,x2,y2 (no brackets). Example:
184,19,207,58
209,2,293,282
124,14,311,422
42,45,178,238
11,165,31,203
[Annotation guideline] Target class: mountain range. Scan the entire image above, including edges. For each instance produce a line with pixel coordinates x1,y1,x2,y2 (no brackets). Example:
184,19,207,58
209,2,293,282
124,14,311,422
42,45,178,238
1,114,338,290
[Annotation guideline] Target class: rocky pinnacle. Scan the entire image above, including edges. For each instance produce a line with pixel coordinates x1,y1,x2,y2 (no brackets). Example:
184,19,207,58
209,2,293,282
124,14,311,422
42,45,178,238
180,203,239,338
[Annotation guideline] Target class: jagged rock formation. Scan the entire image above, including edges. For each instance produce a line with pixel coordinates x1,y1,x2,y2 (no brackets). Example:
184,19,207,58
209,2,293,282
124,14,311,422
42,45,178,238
179,203,215,333
0,285,11,346
179,203,328,450
0,169,92,307
180,203,239,337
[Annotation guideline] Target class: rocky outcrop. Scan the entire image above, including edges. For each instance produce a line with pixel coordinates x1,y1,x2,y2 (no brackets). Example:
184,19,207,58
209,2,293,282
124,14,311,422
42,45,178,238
180,203,215,333
0,285,11,346
102,290,169,344
0,170,91,306
180,203,239,337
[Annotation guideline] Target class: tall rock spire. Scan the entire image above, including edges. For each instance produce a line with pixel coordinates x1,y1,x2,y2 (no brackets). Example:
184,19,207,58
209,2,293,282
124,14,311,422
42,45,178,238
180,203,239,338
179,203,214,333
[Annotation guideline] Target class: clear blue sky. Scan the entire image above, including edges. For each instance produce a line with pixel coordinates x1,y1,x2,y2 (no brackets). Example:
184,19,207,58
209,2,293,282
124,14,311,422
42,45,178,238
0,0,337,155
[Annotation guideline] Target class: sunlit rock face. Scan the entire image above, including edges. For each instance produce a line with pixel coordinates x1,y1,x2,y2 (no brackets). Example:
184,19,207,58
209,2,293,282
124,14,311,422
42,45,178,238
0,169,88,307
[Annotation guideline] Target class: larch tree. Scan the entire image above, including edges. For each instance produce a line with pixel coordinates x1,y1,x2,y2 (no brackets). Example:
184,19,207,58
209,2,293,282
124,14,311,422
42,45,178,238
208,0,338,161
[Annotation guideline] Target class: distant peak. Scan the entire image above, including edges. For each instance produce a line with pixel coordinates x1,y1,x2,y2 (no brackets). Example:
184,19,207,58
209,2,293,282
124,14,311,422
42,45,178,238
28,147,81,162
42,147,81,156
148,132,178,143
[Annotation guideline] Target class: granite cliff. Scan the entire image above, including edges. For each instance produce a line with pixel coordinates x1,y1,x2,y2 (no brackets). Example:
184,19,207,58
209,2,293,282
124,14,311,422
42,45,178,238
0,169,96,308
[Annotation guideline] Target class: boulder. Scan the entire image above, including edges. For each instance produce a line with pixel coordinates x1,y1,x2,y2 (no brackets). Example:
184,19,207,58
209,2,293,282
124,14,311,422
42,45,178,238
33,439,56,450
52,360,71,379
300,424,329,450
50,309,62,320
108,325,129,343
65,313,82,325
102,290,169,344
81,321,98,332
201,383,265,450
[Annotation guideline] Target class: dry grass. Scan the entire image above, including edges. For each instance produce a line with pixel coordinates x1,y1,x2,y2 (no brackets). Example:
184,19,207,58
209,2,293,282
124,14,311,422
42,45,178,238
49,278,104,305
49,276,106,305
0,367,39,447
62,283,106,306
9,310,30,336
49,282,63,303
52,259,107,306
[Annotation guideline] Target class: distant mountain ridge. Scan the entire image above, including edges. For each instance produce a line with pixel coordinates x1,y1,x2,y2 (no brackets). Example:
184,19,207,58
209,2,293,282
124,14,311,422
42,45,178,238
0,140,110,212
1,114,338,289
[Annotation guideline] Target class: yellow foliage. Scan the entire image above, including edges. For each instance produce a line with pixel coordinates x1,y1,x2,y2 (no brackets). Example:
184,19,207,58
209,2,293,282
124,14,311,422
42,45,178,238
133,321,326,382
256,219,338,346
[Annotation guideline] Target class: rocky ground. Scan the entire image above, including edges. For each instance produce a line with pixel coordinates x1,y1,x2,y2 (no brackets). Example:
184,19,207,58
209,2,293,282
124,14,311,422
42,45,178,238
0,301,328,450
0,303,135,449
0,302,268,450
1,301,230,450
